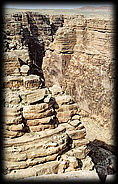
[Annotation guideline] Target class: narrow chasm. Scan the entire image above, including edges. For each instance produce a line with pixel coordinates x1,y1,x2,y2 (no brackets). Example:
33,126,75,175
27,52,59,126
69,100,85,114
21,14,45,76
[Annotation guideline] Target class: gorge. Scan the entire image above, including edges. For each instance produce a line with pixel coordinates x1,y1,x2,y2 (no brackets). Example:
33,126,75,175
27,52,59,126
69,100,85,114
2,7,116,181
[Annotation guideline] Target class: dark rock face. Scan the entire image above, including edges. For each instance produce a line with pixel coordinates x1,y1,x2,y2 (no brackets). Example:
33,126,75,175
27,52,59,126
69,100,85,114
87,140,116,182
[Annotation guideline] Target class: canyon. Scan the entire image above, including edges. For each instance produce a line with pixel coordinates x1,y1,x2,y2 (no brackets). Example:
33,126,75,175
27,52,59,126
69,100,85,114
2,7,115,181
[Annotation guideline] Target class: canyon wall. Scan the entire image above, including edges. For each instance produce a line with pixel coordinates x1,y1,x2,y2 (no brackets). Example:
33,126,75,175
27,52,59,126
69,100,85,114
3,12,64,76
3,12,114,130
2,12,92,179
2,11,115,179
42,15,115,130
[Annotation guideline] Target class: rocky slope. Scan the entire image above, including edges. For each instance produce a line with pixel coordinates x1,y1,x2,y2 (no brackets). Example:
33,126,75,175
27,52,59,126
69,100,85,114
2,10,115,180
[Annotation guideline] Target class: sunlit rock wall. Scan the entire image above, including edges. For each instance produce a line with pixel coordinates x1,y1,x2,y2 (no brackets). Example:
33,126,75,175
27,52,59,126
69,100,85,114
42,15,115,129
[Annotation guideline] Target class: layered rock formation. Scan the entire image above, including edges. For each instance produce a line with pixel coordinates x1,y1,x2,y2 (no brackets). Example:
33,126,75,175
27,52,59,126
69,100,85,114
2,10,114,180
3,67,91,178
3,13,92,176
42,15,115,132
3,12,64,76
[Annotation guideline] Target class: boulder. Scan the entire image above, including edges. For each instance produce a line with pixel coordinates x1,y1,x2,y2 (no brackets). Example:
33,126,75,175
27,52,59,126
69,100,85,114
27,88,48,104
23,109,54,120
20,65,30,76
66,146,89,159
67,129,86,140
55,95,73,105
28,124,55,132
56,110,77,123
3,76,23,89
68,119,81,128
23,103,49,119
6,124,23,131
49,84,63,96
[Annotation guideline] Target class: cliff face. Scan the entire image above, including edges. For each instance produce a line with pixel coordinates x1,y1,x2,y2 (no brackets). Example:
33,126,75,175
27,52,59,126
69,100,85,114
3,12,64,75
2,12,92,179
42,15,115,130
2,11,115,179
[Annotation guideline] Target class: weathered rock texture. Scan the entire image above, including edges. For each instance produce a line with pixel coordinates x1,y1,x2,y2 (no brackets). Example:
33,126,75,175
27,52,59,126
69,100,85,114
2,10,114,179
2,12,91,177
42,15,115,131
3,12,64,76
3,75,91,178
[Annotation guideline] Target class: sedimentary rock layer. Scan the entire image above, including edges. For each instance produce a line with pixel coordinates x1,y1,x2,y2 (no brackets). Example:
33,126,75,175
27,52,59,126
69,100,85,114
2,10,114,179
42,16,114,129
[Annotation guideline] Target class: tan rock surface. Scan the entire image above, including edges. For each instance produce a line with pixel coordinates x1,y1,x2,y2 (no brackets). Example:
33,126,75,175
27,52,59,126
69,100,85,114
42,14,114,141
4,161,59,179
27,88,48,104
24,109,55,120
20,65,30,76
26,116,55,126
17,170,100,181
2,9,115,180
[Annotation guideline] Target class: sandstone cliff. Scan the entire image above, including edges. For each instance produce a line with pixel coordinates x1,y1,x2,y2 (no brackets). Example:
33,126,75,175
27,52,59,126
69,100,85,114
42,15,115,140
2,10,115,180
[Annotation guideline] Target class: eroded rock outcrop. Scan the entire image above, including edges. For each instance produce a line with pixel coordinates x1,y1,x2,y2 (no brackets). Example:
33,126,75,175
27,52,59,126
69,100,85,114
2,10,115,180
3,65,92,178
2,47,92,179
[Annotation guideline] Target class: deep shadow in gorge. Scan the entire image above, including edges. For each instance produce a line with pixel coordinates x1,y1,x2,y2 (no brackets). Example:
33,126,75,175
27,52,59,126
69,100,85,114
87,139,116,182
21,13,45,85
21,13,64,86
